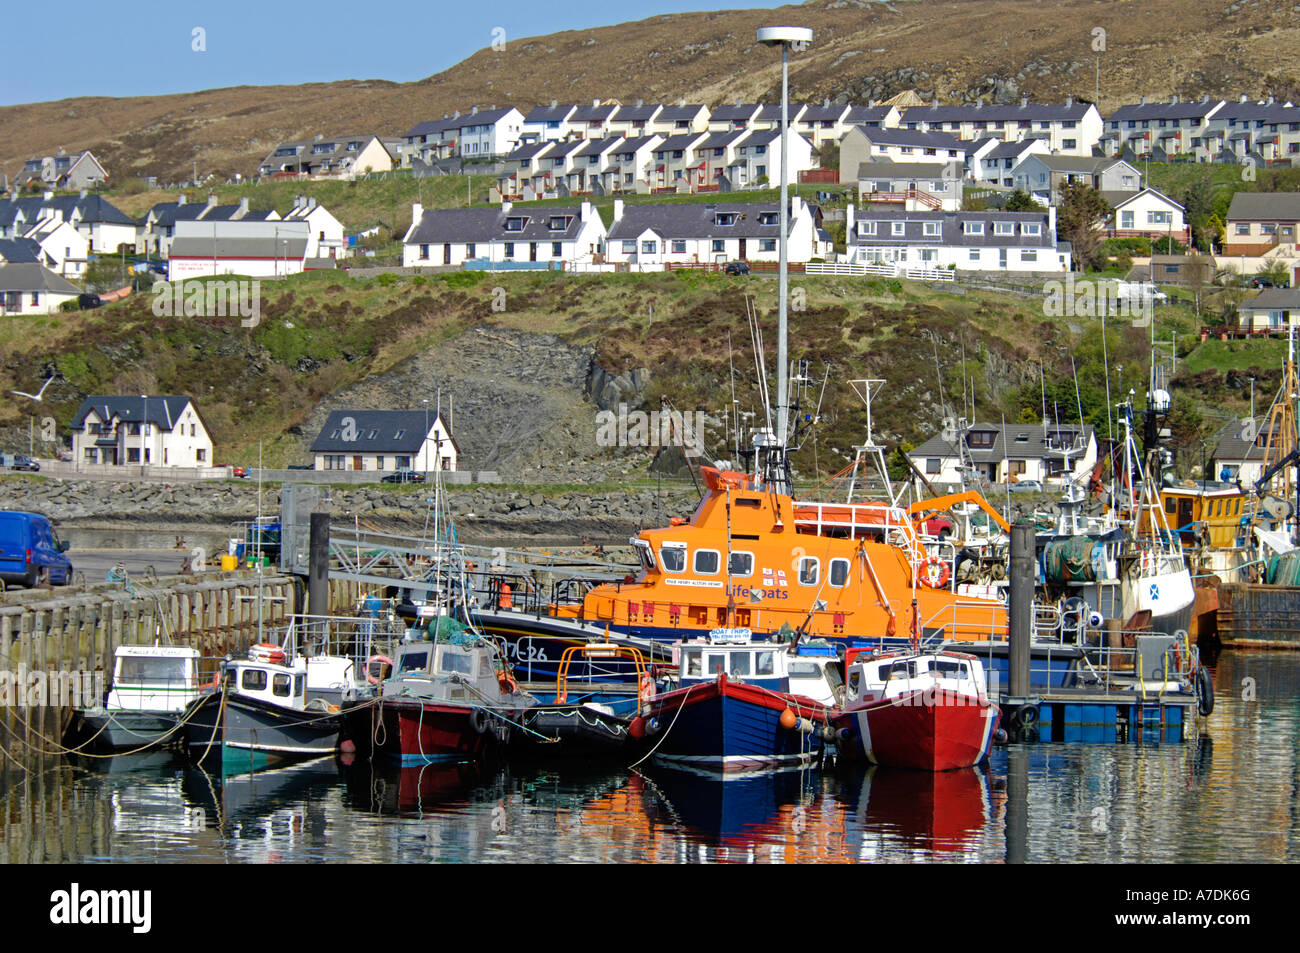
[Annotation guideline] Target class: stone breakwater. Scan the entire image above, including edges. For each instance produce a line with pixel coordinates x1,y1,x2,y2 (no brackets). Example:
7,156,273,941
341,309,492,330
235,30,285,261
0,477,699,543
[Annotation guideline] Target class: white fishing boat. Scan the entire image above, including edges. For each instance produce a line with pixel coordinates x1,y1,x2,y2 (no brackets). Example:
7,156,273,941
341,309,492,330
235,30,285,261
73,645,204,750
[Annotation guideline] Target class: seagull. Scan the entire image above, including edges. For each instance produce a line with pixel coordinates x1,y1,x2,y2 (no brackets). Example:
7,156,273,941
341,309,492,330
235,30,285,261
10,376,54,402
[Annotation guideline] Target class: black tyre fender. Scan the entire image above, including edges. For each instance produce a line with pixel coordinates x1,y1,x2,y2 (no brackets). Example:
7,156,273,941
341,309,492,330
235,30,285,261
1196,665,1215,716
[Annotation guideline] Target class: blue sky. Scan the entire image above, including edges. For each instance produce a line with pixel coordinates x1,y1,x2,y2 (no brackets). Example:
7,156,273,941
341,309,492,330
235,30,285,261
1,1,790,106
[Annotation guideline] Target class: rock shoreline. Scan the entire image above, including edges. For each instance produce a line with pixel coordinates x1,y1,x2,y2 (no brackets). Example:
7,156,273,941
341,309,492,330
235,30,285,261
0,477,699,543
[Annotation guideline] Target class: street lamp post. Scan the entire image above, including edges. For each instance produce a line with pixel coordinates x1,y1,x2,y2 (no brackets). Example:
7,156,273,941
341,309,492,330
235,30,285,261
757,24,812,494
422,398,430,472
140,394,147,477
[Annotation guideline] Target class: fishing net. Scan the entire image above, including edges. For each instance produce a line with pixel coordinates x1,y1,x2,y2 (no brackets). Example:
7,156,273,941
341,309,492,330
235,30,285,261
1042,536,1099,583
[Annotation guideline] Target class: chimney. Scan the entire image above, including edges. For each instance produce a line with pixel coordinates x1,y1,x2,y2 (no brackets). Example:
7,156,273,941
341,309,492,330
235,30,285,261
593,98,600,107
471,105,479,115
308,197,317,210
42,190,53,201
501,201,512,214
581,199,592,219
177,194,187,206
412,202,423,223
1267,95,1275,105
1140,96,1147,105
1021,97,1028,108
846,202,855,238
1240,95,1248,103
613,198,625,221
1171,94,1179,104
79,188,88,199
551,99,558,107
237,197,249,216
314,133,324,141
1065,95,1073,107
636,98,643,107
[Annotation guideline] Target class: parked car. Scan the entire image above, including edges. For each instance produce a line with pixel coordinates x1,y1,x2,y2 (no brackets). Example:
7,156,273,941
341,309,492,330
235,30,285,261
0,511,72,588
724,261,751,276
1007,479,1044,493
0,454,39,471
382,469,425,484
229,466,249,478
919,515,955,539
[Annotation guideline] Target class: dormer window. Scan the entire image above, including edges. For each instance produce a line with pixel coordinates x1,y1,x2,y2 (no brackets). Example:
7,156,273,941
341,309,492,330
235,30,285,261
994,222,1014,235
923,222,940,236
891,222,905,236
714,213,737,226
548,215,570,230
504,216,527,232
964,221,984,235
757,212,778,225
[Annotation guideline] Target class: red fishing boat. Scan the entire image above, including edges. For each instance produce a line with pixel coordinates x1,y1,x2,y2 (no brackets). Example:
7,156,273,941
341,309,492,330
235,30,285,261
833,650,1001,771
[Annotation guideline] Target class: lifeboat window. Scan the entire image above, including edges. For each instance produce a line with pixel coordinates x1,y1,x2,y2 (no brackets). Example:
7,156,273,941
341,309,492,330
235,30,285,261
729,652,751,676
1165,497,1177,514
241,669,267,692
736,497,761,508
398,651,429,673
756,651,775,676
122,657,189,686
694,549,720,574
829,558,850,587
295,675,305,698
930,660,966,678
439,650,474,676
728,551,754,576
660,545,686,573
684,651,703,676
272,673,292,697
634,540,656,572
798,557,819,586
705,652,728,674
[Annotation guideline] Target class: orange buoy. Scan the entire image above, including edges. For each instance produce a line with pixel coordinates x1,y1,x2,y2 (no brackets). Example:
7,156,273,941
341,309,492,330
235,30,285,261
779,708,798,730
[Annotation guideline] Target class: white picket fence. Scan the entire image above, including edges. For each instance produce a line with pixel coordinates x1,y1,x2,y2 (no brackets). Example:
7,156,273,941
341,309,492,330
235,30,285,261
904,267,956,282
804,261,956,281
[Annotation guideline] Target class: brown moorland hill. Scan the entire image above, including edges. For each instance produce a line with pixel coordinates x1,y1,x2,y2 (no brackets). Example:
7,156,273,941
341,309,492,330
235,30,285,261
2,0,1297,183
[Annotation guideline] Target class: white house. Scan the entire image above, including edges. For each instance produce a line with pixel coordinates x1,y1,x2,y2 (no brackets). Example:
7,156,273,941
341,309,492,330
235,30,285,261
1011,155,1142,206
855,160,963,212
1204,97,1300,164
1102,97,1225,159
0,192,136,254
604,197,827,267
8,218,88,278
608,102,664,139
1101,188,1189,244
0,260,81,314
839,126,966,186
899,99,1103,155
650,104,711,137
727,128,816,189
310,409,458,472
971,138,1051,187
846,206,1070,272
69,396,214,469
907,421,1097,488
280,196,346,259
20,150,108,190
522,102,581,143
258,134,399,178
650,133,710,190
402,201,606,269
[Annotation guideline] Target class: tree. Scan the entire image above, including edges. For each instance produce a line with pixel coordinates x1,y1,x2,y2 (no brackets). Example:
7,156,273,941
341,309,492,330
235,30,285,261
1056,182,1112,271
1183,178,1217,252
1005,189,1044,212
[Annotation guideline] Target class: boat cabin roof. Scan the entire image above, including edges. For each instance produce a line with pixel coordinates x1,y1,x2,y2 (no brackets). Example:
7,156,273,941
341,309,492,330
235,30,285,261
226,658,308,709
115,645,200,658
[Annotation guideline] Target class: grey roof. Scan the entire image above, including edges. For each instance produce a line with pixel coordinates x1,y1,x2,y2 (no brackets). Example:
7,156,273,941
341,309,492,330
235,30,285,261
608,201,792,241
0,194,135,226
1107,100,1223,122
403,117,458,139
852,127,964,150
505,141,554,162
449,108,516,128
696,130,746,150
572,103,617,122
910,422,1094,463
711,104,761,122
407,206,589,243
310,410,447,454
1099,187,1180,210
985,137,1046,159
902,101,1093,122
1027,154,1124,173
1215,418,1276,462
143,200,207,228
615,136,660,155
0,239,40,263
856,160,956,179
801,102,850,121
612,103,660,122
0,262,80,294
659,104,707,122
1239,288,1300,311
851,209,1056,249
524,104,576,123
199,204,277,222
70,396,195,432
1213,101,1300,123
654,134,704,152
1227,192,1300,221
168,236,308,259
845,105,892,123
575,136,624,157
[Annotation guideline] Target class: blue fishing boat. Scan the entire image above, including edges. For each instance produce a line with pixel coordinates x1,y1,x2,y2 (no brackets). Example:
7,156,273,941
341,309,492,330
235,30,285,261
631,629,833,773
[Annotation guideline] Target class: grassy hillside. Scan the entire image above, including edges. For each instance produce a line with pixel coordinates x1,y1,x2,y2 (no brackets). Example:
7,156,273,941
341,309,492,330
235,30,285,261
3,263,1268,484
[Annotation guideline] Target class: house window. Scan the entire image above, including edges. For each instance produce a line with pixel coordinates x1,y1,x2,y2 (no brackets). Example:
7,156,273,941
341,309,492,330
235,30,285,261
969,248,981,261
1063,139,1077,150
711,240,725,253
1147,210,1171,225
504,243,515,258
759,239,776,252
641,240,656,254
926,458,942,474
196,448,205,462
1121,211,1135,229
891,222,905,236
1023,223,1041,235
466,243,476,258
552,242,562,257
1236,223,1250,235
994,222,1014,235
859,222,876,236
419,244,430,260
671,240,686,254
622,240,636,254
923,222,940,236
1021,249,1038,263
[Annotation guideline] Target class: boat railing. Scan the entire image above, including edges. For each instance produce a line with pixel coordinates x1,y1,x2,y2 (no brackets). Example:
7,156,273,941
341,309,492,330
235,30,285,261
917,598,1008,646
278,612,408,672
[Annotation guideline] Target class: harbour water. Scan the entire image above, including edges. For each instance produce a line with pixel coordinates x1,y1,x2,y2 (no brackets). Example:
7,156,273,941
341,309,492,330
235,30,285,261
2,650,1296,864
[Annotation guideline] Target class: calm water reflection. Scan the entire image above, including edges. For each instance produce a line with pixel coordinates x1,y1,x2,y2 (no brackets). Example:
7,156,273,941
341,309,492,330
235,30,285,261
3,651,1298,863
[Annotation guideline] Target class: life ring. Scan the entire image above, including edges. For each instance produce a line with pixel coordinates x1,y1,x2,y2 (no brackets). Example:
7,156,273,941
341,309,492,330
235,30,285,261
250,643,286,665
919,555,951,589
471,708,490,734
366,655,393,685
1196,666,1215,716
638,671,655,706
497,670,519,695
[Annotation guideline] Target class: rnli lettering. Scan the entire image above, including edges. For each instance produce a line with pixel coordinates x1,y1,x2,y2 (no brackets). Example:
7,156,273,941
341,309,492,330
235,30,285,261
663,578,725,588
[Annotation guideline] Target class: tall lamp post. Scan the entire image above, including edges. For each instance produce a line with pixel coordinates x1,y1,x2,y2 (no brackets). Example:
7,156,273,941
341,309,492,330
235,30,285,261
757,24,812,494
422,397,430,472
140,393,147,477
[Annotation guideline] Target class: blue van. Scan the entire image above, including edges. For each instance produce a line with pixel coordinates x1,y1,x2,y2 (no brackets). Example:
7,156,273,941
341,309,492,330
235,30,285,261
0,512,73,588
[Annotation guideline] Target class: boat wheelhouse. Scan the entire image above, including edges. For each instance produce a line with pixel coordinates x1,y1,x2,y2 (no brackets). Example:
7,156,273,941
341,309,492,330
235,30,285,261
73,644,204,750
